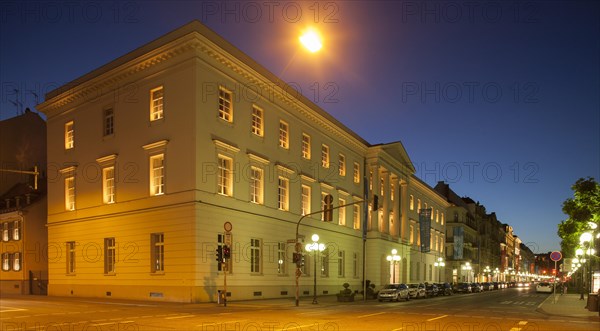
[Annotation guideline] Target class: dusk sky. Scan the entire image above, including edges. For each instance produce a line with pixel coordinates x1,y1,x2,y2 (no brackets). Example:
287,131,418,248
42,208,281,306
1,1,598,254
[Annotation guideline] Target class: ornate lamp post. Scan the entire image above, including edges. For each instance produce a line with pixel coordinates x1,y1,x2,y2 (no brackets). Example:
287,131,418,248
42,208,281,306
462,262,472,282
434,257,445,282
305,234,325,304
484,266,491,282
386,249,401,283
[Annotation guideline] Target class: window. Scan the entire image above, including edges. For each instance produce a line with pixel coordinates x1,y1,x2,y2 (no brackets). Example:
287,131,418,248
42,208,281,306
251,106,263,136
380,177,385,197
436,210,439,223
337,250,345,277
217,234,226,272
2,253,9,271
250,238,261,273
369,170,373,190
353,252,358,278
13,252,21,271
2,222,8,241
390,182,395,201
150,154,165,196
417,199,421,211
277,242,286,275
103,167,115,204
104,237,116,274
441,213,445,225
353,204,360,230
65,176,75,211
218,87,233,122
67,241,76,274
279,120,289,149
301,185,311,215
409,195,414,210
250,167,263,204
353,162,360,183
321,144,329,168
338,198,346,225
217,155,233,196
151,233,164,273
278,177,289,210
302,133,311,159
12,220,20,241
338,154,346,176
150,86,164,121
321,249,329,277
320,193,327,221
65,121,74,149
409,224,414,244
104,108,114,136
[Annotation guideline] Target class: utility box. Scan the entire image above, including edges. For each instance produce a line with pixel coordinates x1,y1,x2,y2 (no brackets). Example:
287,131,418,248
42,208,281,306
586,293,598,312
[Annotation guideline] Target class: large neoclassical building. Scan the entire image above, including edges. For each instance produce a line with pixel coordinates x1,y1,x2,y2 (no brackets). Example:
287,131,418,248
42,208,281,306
38,21,448,302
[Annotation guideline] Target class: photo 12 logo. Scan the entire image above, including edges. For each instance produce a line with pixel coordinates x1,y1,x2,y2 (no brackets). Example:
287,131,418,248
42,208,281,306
414,161,540,184
200,1,340,24
401,81,540,104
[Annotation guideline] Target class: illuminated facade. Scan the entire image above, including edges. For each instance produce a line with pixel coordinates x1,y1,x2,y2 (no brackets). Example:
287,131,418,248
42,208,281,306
38,21,447,302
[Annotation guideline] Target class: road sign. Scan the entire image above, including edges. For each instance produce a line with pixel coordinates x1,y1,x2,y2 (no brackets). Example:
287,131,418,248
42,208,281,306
550,251,562,262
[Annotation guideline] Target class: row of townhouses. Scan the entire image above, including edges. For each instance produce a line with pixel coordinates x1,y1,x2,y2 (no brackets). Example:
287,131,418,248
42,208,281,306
1,21,537,302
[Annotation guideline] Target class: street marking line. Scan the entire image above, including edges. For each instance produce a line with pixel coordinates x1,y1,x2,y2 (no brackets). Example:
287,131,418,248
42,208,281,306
391,328,403,331
426,315,448,322
358,312,386,318
165,315,195,319
0,306,27,312
518,321,528,325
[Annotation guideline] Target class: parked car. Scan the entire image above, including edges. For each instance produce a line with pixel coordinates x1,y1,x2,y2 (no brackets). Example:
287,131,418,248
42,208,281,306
437,282,454,296
481,282,492,291
407,283,427,298
536,282,553,293
378,283,411,302
492,282,500,290
470,283,482,293
455,282,472,293
425,283,440,297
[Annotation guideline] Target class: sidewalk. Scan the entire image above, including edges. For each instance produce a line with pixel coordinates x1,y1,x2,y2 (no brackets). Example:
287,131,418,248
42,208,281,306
537,293,600,320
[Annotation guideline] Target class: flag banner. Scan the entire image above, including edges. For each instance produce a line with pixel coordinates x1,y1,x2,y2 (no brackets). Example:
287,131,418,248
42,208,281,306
453,226,464,259
419,208,432,253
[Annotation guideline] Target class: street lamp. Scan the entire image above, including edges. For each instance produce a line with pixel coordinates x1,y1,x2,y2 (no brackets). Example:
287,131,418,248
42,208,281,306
305,234,325,304
580,232,593,300
462,262,472,282
434,257,445,282
386,249,401,283
484,266,491,282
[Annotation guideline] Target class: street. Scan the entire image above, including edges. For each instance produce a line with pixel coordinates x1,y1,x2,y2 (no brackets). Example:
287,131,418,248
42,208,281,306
1,287,598,331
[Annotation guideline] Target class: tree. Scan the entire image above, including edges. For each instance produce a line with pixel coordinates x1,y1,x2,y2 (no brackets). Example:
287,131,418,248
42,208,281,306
558,177,600,257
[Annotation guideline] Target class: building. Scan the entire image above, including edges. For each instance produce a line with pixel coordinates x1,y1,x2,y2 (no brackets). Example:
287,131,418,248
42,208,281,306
0,110,48,294
37,21,448,302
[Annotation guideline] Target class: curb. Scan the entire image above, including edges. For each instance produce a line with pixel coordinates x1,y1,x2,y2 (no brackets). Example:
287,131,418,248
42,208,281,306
535,294,600,320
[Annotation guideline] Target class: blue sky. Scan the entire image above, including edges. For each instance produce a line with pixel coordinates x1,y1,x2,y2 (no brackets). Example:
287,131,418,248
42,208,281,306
1,1,598,253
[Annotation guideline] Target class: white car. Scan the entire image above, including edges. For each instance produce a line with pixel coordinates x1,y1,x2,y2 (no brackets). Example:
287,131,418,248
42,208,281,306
536,282,553,293
377,283,410,302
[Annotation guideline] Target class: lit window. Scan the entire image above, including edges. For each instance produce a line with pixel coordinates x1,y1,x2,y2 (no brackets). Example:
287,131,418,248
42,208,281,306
12,252,20,271
278,177,289,210
338,198,346,225
12,220,20,241
104,108,114,136
251,106,263,136
218,87,233,122
218,155,233,196
302,133,311,159
338,154,346,176
380,177,385,197
151,233,164,273
301,185,311,215
250,238,261,273
417,199,421,211
150,154,165,196
353,204,360,230
409,224,415,244
338,250,345,277
353,162,360,183
2,253,9,271
104,237,116,274
390,182,395,201
103,167,115,204
65,176,75,211
150,87,164,121
2,222,9,241
250,167,263,204
321,193,327,221
409,195,414,210
321,144,329,168
441,213,445,225
67,241,76,274
436,210,439,223
279,120,289,149
277,242,286,275
65,121,74,149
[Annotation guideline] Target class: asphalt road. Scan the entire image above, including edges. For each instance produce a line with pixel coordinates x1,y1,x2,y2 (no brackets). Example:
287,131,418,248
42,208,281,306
1,287,597,330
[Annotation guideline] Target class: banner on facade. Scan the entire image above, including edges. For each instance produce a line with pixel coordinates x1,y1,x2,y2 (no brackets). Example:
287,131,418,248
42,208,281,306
453,226,464,259
419,208,431,253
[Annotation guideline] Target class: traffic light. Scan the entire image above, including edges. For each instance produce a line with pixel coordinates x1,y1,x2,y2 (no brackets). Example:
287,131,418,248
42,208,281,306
323,194,333,222
216,246,223,263
223,245,231,259
293,252,305,267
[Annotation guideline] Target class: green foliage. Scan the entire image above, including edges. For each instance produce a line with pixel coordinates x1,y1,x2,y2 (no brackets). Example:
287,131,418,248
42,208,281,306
558,177,600,256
